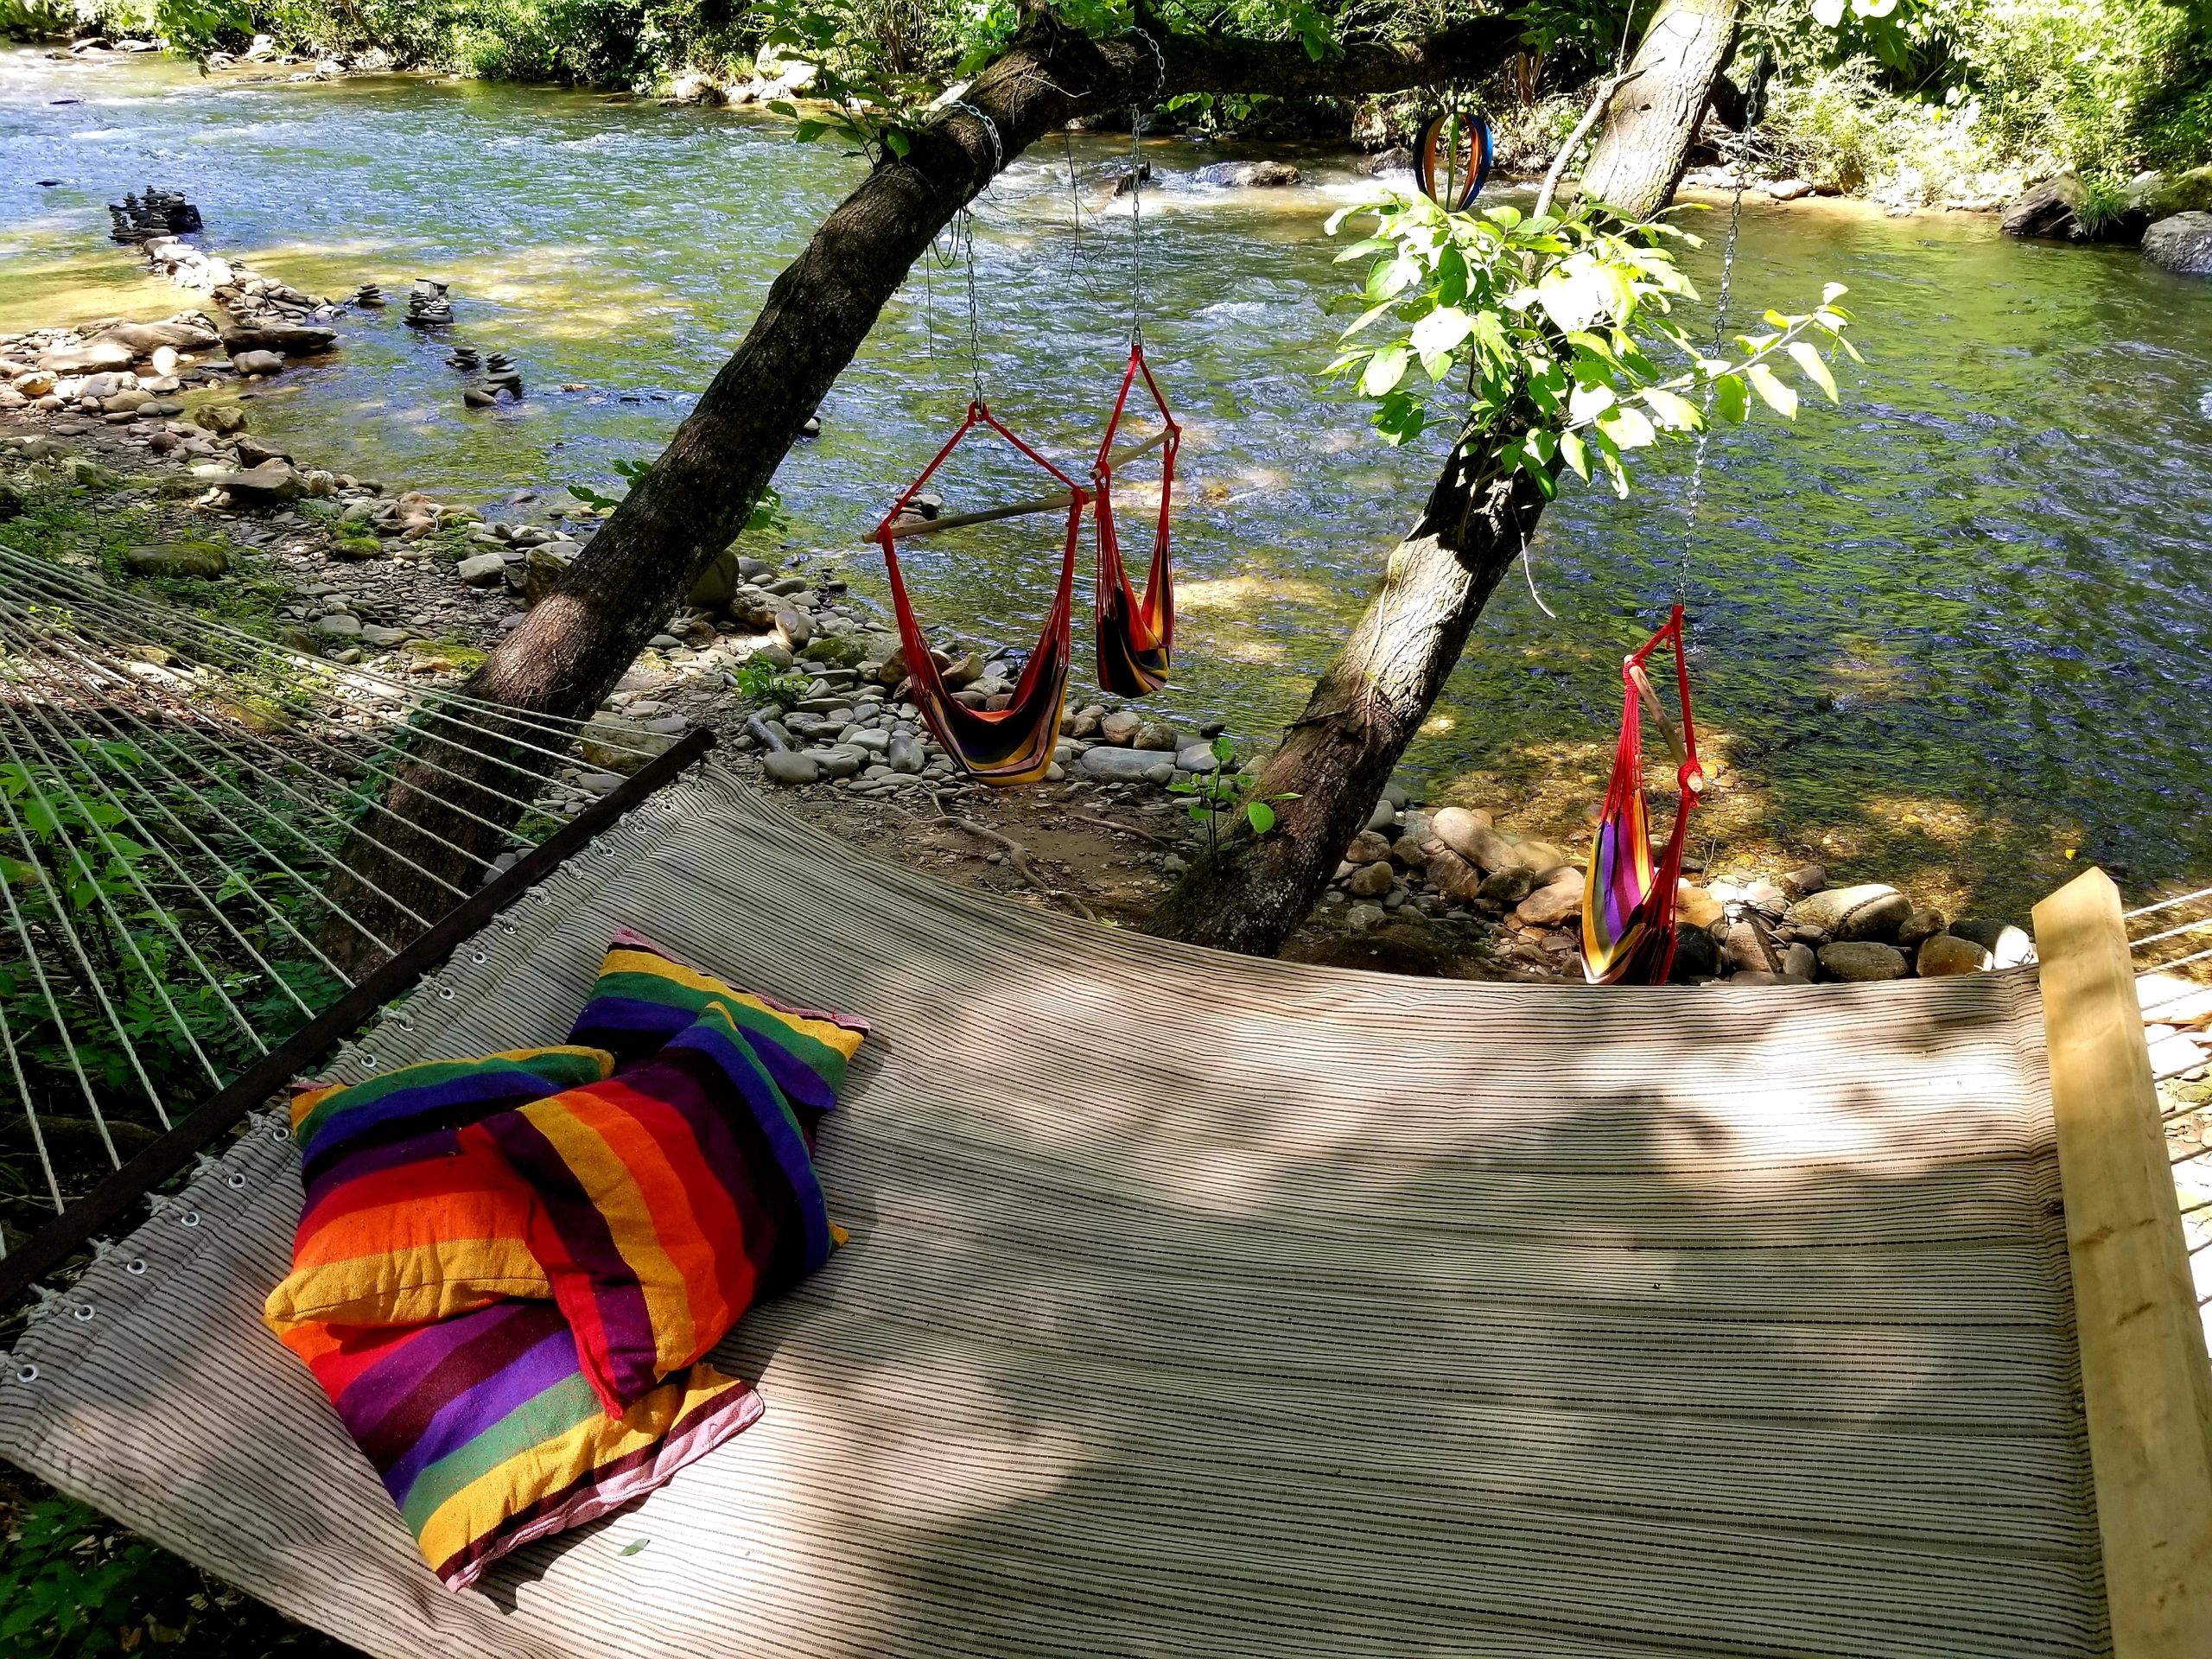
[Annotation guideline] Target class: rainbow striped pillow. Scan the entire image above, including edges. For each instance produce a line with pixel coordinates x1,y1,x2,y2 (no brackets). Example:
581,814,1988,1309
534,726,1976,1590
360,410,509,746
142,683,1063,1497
567,929,868,1115
278,1301,761,1590
265,1047,615,1335
472,999,845,1415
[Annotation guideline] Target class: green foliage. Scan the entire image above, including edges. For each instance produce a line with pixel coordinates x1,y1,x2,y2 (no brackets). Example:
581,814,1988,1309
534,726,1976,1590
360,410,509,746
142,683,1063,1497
1322,189,1854,496
569,463,782,537
1168,736,1296,852
154,0,255,56
0,1491,340,1657
732,655,811,704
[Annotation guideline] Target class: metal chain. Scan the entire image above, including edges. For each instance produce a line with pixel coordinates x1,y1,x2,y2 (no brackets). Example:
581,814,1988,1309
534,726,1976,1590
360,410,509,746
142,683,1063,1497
961,210,985,404
1126,27,1164,349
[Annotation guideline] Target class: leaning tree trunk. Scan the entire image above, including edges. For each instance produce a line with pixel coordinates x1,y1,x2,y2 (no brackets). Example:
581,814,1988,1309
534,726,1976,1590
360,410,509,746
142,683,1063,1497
1145,0,1742,957
1577,0,1741,219
320,11,1523,969
1145,453,1546,956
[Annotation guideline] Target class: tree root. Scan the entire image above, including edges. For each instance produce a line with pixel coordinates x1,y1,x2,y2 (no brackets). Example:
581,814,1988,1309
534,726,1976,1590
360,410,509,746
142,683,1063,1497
890,803,1097,922
1074,811,1179,847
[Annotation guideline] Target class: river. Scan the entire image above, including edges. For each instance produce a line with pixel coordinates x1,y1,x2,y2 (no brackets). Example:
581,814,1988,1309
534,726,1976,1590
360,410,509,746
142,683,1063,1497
6,48,2210,919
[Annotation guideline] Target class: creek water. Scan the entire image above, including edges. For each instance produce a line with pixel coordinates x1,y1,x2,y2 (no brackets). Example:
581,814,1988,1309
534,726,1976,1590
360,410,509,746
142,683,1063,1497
7,48,2211,918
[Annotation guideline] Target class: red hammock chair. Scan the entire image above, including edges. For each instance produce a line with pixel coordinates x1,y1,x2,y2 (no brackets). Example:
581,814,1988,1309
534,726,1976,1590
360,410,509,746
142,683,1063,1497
1580,606,1707,986
1090,340,1181,697
873,403,1084,788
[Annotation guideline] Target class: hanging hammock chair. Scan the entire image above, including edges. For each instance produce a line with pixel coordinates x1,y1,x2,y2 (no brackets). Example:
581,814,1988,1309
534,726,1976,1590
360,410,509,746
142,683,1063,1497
1090,340,1180,697
1414,107,1496,213
1580,605,1704,985
874,403,1084,787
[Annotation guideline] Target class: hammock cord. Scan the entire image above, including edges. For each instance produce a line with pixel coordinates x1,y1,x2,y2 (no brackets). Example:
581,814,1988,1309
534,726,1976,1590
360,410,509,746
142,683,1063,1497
0,542,677,1239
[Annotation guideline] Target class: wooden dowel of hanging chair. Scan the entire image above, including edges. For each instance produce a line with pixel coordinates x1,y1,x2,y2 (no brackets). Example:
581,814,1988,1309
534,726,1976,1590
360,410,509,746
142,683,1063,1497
1626,660,1691,774
886,428,1172,540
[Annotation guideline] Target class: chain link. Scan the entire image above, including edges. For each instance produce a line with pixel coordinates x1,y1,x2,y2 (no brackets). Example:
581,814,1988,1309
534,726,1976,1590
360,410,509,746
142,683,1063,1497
1678,131,1755,607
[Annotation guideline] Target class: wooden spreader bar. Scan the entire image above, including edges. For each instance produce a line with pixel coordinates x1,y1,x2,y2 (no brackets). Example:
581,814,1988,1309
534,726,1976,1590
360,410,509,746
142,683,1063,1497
886,429,1171,540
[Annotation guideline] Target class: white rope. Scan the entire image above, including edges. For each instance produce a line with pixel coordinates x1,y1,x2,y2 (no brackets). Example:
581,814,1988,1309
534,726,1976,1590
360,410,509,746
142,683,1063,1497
2130,911,2212,953
1,597,472,907
2126,884,2212,923
0,993,64,1216
0,538,663,760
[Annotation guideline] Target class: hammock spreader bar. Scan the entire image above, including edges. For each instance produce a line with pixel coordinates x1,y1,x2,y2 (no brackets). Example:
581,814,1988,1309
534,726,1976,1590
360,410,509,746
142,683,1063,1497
1581,605,1704,986
1090,340,1180,697
874,404,1083,787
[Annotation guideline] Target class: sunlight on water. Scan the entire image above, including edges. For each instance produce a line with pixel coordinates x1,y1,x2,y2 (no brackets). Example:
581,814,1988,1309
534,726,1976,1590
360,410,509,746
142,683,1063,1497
6,48,2212,914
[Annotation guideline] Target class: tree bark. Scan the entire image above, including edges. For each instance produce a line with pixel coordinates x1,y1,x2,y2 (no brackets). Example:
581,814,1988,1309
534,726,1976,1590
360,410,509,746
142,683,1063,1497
1576,0,1742,219
321,12,1524,966
1143,454,1547,956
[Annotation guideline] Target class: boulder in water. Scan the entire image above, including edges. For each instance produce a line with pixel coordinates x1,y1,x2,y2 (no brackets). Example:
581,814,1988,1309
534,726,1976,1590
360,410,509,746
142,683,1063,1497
2000,175,2083,239
1193,161,1302,188
2145,212,2212,276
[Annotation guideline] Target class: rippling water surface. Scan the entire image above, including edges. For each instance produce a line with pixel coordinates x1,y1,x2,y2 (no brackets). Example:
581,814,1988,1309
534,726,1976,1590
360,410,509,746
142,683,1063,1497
6,49,2211,916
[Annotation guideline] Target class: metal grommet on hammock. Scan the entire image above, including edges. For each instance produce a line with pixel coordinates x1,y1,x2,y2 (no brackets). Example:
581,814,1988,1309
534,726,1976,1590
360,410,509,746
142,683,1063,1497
126,1258,148,1275
439,984,456,1001
359,1053,378,1069
178,1210,201,1229
226,1170,248,1190
471,950,487,966
14,1364,35,1385
71,1302,93,1323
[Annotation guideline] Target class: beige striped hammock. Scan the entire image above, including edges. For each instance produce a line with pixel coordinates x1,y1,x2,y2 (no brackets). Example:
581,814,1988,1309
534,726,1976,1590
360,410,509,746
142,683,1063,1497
3,766,2207,1658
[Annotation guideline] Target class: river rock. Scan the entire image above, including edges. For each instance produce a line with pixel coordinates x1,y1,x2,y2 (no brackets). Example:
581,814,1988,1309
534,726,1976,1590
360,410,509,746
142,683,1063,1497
1194,161,1302,188
1080,745,1170,784
1720,919,1775,976
1670,925,1720,982
1786,881,1911,941
1479,867,1538,905
1896,906,1947,949
1099,709,1143,745
1176,741,1231,772
1779,942,1818,981
1948,918,2037,967
516,543,572,603
1917,933,1994,976
1071,702,1105,738
1423,845,1484,904
1782,863,1827,897
100,319,219,356
455,550,507,586
689,548,741,607
1343,830,1392,865
665,72,726,105
1433,807,1569,876
1818,941,1910,982
2144,212,2212,276
313,612,361,638
2001,175,2083,239
208,459,302,503
1347,861,1395,898
761,750,819,785
124,542,229,578
886,735,925,774
194,404,245,434
220,321,337,356
1676,884,1726,930
810,746,866,779
1516,868,1584,925
40,338,135,373
578,715,676,773
1133,720,1179,752
1765,177,1816,201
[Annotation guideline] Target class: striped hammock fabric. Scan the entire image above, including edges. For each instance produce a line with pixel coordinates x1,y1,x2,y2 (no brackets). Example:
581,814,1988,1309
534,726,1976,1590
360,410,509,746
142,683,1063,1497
1581,607,1704,985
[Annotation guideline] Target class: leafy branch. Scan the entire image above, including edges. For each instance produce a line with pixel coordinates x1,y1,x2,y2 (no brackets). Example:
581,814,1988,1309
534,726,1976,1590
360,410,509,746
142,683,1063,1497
1321,187,1858,499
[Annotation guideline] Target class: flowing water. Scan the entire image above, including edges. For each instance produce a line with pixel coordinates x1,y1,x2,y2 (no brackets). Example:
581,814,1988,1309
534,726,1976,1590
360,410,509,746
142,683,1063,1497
7,48,2212,918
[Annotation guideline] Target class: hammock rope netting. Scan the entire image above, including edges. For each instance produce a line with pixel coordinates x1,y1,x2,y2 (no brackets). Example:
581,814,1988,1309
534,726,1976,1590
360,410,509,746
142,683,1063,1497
0,537,669,1261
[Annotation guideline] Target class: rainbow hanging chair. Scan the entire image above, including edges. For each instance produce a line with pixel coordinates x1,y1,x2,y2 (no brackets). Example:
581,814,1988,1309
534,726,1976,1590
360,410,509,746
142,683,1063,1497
873,403,1084,788
1090,340,1181,697
1581,606,1705,985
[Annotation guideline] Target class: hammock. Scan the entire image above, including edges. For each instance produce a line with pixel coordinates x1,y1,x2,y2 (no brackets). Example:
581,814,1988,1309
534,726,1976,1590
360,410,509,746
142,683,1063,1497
4,758,2209,1657
874,404,1081,787
1581,606,1703,986
1090,341,1180,697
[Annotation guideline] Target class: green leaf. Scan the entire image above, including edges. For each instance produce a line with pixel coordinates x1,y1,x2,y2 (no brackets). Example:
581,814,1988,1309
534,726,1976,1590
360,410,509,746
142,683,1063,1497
1558,429,1590,481
1788,341,1840,402
1641,386,1703,430
1245,800,1276,836
1712,372,1749,424
619,1538,651,1556
1359,345,1412,397
883,129,910,159
1408,306,1474,359
1746,362,1800,418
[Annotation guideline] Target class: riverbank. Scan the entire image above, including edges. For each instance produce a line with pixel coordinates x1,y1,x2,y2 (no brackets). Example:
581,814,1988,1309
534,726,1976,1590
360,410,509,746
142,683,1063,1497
4,276,2070,995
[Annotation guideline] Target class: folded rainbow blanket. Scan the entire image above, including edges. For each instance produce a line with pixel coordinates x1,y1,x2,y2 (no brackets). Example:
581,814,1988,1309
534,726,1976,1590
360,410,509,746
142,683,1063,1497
266,935,864,1591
